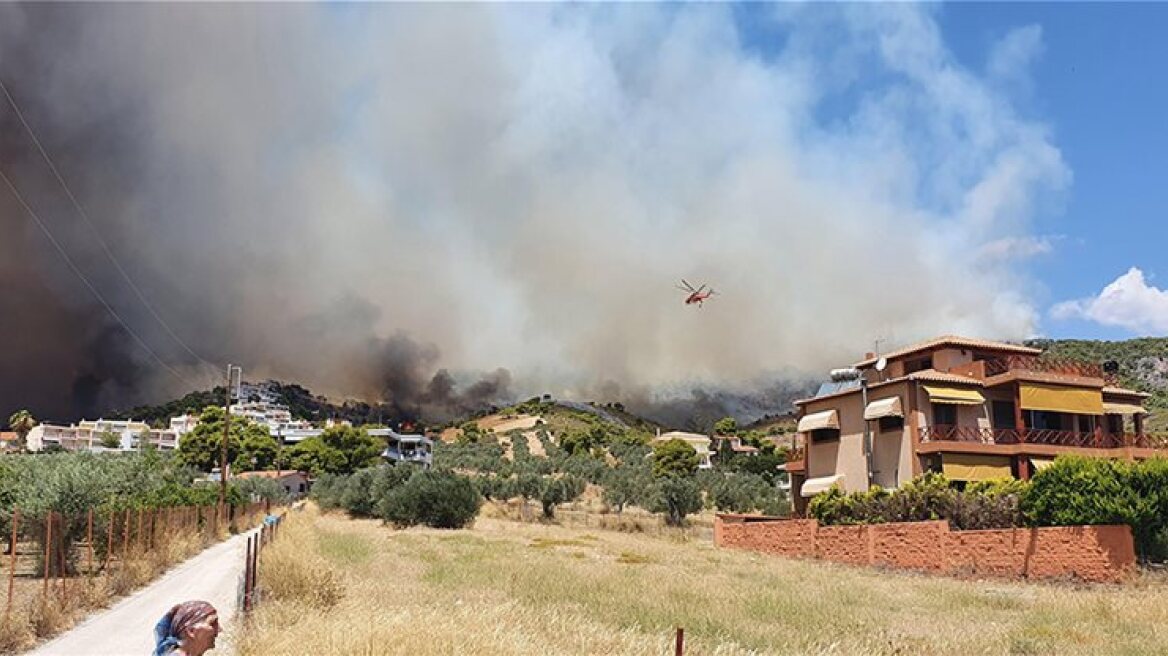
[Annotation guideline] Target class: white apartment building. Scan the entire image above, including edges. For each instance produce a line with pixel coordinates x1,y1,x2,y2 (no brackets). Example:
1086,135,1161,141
27,419,179,452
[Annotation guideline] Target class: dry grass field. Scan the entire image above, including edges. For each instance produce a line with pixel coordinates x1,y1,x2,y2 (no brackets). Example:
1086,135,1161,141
241,505,1168,656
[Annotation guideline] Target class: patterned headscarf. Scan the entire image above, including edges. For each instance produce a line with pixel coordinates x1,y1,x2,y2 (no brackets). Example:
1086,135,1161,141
153,600,217,656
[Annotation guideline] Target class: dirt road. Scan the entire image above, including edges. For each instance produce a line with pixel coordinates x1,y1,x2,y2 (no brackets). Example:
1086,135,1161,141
29,529,256,656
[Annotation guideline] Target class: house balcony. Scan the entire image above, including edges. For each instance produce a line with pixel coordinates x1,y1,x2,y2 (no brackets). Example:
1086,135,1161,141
980,355,1114,383
384,448,431,463
919,425,1167,451
784,445,806,473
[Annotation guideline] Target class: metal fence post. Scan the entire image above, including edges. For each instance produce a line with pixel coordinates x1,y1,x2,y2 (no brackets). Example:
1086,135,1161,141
86,509,94,577
675,627,684,656
6,508,20,618
43,511,52,597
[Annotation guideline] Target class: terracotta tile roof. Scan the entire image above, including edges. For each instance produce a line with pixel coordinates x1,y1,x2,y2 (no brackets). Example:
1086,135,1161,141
1102,386,1153,398
795,369,986,406
854,335,1041,367
905,370,985,386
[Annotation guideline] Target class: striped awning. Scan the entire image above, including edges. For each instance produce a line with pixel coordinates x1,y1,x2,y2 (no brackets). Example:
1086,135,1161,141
1030,457,1056,471
863,397,903,420
797,409,839,432
923,385,985,406
942,454,1012,482
1103,402,1148,416
1020,383,1103,415
800,474,845,498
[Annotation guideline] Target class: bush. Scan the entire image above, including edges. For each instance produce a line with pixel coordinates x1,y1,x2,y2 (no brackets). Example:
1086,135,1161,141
647,477,703,526
377,470,482,529
709,473,782,514
1022,456,1168,560
808,473,1021,530
538,475,585,519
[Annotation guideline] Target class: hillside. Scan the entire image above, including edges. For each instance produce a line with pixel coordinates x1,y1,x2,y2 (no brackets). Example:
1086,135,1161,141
1028,337,1168,432
110,381,403,428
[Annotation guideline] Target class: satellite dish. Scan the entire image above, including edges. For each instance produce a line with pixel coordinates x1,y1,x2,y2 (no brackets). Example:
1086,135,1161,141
875,357,888,372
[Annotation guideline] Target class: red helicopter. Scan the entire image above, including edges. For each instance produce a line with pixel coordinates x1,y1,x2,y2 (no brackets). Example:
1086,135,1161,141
677,279,716,307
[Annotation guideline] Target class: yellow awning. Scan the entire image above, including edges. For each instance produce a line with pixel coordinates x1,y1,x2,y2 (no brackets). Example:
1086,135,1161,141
797,409,839,432
1104,402,1148,415
1030,457,1056,471
800,474,845,498
941,454,1012,482
1020,383,1103,415
923,385,985,405
863,397,903,420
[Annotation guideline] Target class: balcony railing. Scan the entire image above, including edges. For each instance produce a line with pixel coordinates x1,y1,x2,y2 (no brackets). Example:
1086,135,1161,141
983,355,1106,380
920,425,1146,449
785,445,806,463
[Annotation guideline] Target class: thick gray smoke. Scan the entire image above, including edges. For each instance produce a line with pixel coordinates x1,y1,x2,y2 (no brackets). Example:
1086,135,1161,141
0,5,1068,424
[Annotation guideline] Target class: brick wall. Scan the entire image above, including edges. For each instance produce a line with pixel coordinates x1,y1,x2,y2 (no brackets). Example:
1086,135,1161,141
715,514,1135,583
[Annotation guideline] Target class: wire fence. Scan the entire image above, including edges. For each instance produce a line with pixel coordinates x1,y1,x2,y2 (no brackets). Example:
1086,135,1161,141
241,510,285,614
0,501,270,648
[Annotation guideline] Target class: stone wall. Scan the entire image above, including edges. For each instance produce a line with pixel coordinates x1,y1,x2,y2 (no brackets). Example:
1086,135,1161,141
715,515,1135,583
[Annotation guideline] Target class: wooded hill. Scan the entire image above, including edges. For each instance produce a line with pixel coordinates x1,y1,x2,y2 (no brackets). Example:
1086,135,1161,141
1027,337,1168,432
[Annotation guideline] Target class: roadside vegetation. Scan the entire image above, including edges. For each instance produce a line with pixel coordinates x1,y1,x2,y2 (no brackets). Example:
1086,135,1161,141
242,505,1168,656
810,456,1168,561
0,450,286,652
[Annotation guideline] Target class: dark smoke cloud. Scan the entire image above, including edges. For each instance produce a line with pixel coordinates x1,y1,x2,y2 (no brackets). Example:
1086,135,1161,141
1,4,1067,427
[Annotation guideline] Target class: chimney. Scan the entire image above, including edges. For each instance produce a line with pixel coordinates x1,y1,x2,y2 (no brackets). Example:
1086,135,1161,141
864,352,875,360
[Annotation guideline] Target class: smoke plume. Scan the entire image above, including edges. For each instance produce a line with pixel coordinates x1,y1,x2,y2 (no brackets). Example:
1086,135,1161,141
0,5,1068,424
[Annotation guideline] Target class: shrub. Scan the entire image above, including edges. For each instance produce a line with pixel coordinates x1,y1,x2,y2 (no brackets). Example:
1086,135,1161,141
602,464,650,514
1022,456,1168,560
538,475,586,519
710,473,784,514
647,477,703,526
651,439,699,478
377,470,482,529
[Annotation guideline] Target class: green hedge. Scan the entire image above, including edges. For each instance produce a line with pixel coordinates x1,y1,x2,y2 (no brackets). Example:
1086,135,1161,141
1022,456,1168,560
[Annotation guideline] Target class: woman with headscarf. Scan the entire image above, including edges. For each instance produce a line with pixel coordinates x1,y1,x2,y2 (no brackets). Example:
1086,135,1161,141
152,600,220,656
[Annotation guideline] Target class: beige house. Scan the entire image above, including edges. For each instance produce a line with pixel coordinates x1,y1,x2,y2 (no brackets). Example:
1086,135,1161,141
788,335,1156,514
653,431,714,469
234,470,311,498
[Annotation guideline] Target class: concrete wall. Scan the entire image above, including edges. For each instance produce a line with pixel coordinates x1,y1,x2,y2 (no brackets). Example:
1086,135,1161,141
715,515,1135,583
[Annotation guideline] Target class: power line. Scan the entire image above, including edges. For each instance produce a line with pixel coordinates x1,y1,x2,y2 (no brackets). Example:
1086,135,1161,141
0,77,220,379
0,165,198,388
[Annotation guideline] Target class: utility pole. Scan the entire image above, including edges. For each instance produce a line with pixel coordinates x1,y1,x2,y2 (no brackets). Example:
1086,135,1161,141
219,364,240,516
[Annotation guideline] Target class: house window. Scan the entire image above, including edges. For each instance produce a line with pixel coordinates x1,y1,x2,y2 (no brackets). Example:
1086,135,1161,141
810,428,840,443
991,401,1015,429
933,404,957,426
878,416,904,432
1106,415,1124,435
299,483,306,493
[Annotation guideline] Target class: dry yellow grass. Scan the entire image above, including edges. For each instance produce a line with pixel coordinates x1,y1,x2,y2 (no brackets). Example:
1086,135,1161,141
0,528,223,653
242,506,1168,655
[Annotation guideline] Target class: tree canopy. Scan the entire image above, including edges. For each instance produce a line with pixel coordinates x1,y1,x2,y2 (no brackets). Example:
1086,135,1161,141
177,406,276,472
651,439,699,478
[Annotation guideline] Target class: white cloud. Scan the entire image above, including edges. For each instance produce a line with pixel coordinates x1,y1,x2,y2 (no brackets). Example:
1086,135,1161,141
978,235,1059,261
988,25,1044,83
1051,268,1168,334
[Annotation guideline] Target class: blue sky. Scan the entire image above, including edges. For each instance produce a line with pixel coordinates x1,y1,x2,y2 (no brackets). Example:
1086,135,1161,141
729,3,1168,341
940,3,1168,340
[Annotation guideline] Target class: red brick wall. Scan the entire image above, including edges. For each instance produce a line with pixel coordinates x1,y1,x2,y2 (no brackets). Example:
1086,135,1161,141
714,514,1135,583
717,515,817,558
815,525,868,565
872,520,948,572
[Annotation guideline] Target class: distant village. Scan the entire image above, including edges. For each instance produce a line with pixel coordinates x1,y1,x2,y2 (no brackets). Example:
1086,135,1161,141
12,381,434,467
